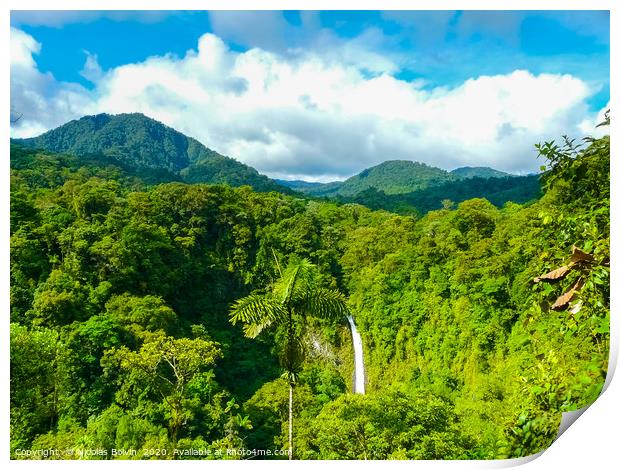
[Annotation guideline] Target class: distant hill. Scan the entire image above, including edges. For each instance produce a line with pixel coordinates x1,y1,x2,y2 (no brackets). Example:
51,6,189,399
12,113,289,193
276,179,344,197
331,160,457,197
11,113,540,213
278,160,458,198
276,160,539,215
450,166,512,179
280,160,520,199
343,174,541,215
275,179,331,191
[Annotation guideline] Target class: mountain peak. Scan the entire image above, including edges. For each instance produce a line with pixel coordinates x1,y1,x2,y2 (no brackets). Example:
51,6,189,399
13,113,288,192
336,159,455,196
15,112,190,171
451,166,512,179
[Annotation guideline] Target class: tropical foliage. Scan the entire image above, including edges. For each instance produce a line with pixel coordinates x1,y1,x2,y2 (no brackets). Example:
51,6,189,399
9,115,609,459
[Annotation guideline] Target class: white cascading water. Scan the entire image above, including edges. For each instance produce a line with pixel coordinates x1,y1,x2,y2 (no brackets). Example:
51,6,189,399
347,315,366,394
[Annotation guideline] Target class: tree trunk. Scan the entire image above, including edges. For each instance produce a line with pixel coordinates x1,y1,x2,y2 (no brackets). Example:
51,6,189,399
288,384,293,460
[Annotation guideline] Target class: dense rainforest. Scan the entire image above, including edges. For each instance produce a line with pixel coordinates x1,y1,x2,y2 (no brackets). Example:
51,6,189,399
9,116,609,459
13,113,541,217
13,113,291,193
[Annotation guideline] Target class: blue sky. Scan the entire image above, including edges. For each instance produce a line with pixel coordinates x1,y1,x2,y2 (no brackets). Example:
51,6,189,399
12,11,610,109
10,10,610,179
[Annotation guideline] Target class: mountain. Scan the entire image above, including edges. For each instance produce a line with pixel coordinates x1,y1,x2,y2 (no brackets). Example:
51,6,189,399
274,179,330,191
11,113,539,213
278,160,519,199
275,179,344,197
278,160,458,198
276,160,539,215
281,161,516,198
450,166,512,179
330,160,457,197
12,113,289,193
344,174,541,215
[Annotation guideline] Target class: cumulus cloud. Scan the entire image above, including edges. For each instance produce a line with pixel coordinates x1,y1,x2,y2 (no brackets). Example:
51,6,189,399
10,28,605,180
80,51,104,82
315,27,402,75
10,27,95,137
208,11,294,51
208,11,400,76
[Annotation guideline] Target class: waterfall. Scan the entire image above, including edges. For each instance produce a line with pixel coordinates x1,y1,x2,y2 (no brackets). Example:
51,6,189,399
347,315,366,394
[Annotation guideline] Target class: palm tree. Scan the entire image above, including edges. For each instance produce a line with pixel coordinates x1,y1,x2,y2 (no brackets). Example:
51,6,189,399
229,256,348,459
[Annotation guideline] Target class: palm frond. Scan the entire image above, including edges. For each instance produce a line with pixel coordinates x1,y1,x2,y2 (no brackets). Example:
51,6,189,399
274,258,317,304
242,321,272,339
228,256,351,394
280,265,301,305
299,286,349,320
271,247,283,276
229,294,286,328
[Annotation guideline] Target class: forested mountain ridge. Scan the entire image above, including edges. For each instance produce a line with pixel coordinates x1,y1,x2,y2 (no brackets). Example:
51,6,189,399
10,117,609,459
278,162,519,197
13,114,539,215
332,160,458,196
341,173,540,215
277,160,540,215
278,160,458,197
274,179,333,192
12,113,290,193
450,166,512,179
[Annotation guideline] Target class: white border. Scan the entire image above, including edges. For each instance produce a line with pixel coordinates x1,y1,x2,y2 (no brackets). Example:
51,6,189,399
2,1,617,469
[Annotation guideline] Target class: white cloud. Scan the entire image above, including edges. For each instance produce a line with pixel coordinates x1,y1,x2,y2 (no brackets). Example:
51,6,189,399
578,103,610,138
316,27,401,75
208,11,292,51
10,28,605,180
10,27,40,67
208,11,399,76
80,51,104,83
10,27,95,138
